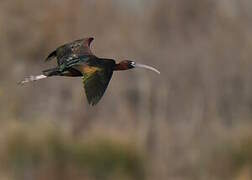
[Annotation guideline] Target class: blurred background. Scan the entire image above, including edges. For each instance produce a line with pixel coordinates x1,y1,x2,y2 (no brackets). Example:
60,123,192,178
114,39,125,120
1,0,252,179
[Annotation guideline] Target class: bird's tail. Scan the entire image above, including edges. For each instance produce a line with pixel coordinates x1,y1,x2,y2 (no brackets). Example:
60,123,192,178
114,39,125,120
18,67,61,85
18,74,47,85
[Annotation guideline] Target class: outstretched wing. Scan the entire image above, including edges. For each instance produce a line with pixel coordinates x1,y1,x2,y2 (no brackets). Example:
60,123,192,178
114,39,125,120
45,37,94,65
81,66,113,106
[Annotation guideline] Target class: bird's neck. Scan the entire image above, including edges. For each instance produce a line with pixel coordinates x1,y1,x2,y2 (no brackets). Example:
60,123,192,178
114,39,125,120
114,62,129,71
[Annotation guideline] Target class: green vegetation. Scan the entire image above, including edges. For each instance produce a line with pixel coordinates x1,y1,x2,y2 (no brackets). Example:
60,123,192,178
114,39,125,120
1,128,144,180
207,135,252,180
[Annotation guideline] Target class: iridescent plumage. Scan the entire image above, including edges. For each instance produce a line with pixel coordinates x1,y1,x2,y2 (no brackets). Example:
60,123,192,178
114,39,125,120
20,37,160,105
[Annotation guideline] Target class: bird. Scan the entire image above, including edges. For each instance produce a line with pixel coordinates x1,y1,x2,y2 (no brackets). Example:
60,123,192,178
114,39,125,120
19,37,160,105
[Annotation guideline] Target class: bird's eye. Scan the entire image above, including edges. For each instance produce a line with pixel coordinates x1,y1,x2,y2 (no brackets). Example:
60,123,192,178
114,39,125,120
130,62,136,66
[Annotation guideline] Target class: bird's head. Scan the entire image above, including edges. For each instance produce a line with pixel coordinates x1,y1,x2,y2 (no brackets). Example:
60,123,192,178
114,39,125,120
115,60,160,74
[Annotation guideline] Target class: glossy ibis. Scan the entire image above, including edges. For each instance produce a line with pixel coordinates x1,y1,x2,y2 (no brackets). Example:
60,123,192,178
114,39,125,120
19,37,160,105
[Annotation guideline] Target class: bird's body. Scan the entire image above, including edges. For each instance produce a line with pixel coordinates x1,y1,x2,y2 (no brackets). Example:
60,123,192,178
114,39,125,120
20,37,160,105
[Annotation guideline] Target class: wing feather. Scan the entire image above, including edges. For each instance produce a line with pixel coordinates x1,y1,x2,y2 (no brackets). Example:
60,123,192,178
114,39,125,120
44,37,94,64
82,67,113,105
45,50,57,62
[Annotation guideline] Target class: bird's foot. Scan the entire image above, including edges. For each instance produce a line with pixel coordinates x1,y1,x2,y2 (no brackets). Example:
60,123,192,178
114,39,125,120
18,75,47,85
18,76,36,85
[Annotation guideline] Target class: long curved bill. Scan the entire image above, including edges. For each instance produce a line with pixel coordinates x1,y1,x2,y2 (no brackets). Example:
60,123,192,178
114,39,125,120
134,63,160,74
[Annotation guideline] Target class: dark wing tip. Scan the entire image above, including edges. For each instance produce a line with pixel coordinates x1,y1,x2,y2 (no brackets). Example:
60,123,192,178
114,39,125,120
84,81,105,106
77,37,94,47
87,94,102,106
87,37,94,46
45,50,57,62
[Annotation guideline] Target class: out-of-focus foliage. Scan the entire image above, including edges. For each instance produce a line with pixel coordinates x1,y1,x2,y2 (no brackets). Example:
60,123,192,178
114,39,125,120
1,0,252,179
204,129,252,180
0,123,144,180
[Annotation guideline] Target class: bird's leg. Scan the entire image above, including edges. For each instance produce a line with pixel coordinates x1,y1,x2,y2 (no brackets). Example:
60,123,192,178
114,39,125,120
18,75,47,85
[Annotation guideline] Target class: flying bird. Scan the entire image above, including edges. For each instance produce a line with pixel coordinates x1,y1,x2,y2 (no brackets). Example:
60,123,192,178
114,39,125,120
19,37,160,105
